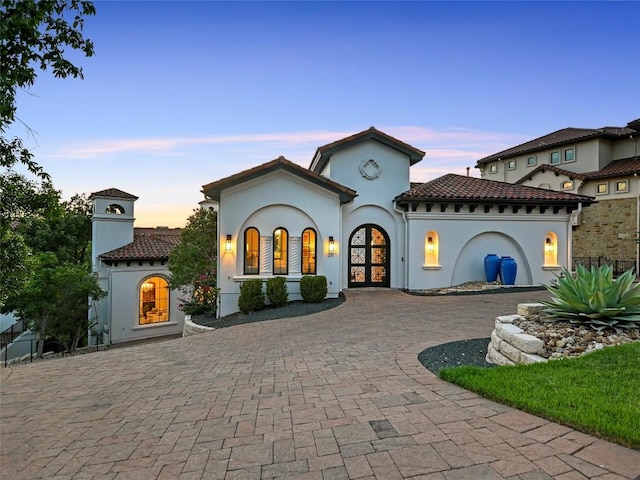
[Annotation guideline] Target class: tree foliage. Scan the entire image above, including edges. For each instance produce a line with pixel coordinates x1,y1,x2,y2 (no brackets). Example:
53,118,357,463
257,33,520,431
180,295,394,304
168,208,218,289
168,207,218,316
1,0,96,133
0,0,95,306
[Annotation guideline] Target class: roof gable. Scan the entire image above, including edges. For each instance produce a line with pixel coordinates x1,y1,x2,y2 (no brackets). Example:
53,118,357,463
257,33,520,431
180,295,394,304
396,174,594,205
309,127,425,173
202,156,357,204
514,164,587,185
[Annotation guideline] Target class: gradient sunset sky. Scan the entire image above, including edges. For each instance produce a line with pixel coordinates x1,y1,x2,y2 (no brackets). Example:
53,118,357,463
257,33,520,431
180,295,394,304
8,0,640,227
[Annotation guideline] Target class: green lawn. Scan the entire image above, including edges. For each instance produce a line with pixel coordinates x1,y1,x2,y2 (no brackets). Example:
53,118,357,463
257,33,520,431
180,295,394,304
439,342,640,449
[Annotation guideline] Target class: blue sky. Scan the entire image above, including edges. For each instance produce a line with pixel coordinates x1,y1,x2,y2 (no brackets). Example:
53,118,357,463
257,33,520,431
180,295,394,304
9,0,640,227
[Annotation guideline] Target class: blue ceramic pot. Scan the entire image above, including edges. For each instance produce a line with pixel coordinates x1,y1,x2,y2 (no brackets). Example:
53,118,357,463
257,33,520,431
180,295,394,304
500,256,517,285
484,254,500,282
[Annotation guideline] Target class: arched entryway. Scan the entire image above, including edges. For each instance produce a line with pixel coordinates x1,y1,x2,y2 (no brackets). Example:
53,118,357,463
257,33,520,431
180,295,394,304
348,224,390,287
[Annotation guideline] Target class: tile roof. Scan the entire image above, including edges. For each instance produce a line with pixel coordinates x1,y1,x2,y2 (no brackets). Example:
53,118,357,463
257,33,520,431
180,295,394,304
476,123,638,165
515,156,640,184
514,165,587,185
99,227,182,262
583,156,640,180
396,174,595,205
202,156,357,204
309,127,425,173
89,188,138,200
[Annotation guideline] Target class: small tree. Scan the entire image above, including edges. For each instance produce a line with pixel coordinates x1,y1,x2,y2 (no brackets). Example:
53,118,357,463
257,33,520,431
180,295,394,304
5,253,106,357
168,207,218,315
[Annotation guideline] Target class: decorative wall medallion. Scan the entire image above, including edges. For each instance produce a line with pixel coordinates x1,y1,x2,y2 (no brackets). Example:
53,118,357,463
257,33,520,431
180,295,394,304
359,159,382,180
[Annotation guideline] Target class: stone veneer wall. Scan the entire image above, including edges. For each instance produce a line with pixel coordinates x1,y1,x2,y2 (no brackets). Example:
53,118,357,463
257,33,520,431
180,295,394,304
573,197,637,260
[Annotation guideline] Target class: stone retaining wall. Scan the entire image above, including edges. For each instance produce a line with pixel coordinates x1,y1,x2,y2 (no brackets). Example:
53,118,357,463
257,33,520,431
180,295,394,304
486,303,547,366
182,315,215,337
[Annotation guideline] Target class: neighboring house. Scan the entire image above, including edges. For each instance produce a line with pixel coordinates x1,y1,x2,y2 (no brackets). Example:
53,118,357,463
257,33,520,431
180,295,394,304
90,188,185,345
203,127,594,317
475,119,640,273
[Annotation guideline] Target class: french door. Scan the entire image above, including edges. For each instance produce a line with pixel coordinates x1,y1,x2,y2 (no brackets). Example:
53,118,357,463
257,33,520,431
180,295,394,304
348,224,390,287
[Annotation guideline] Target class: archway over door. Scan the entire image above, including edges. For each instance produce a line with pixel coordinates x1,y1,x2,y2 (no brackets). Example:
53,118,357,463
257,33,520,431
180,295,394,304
348,224,390,288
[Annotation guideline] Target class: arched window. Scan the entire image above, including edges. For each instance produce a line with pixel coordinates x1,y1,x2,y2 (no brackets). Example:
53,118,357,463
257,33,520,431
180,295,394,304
106,204,125,214
544,232,558,266
273,227,288,275
425,231,439,267
139,277,169,325
244,227,260,275
301,228,317,274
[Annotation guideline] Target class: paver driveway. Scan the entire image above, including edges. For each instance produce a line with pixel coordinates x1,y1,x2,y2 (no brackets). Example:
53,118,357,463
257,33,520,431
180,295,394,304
1,289,638,480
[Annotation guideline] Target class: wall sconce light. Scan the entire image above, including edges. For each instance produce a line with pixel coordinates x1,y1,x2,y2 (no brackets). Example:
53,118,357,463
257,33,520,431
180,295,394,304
545,237,554,253
328,236,335,255
225,234,232,252
426,236,435,253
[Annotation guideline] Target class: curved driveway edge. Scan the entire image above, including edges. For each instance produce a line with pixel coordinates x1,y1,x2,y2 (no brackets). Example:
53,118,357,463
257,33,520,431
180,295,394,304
1,289,638,479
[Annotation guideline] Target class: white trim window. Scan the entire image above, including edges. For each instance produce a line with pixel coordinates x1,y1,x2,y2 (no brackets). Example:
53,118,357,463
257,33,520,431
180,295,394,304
564,147,575,163
489,164,498,174
550,151,560,165
596,183,608,195
615,180,628,193
527,156,537,167
507,160,516,170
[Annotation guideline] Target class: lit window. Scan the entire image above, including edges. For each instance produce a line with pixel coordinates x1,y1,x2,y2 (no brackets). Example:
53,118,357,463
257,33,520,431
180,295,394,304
527,156,536,166
564,148,575,163
425,231,439,267
544,233,558,267
507,160,516,170
550,151,560,164
273,227,288,275
616,181,628,192
301,228,316,274
244,227,260,274
489,164,498,174
596,183,608,195
139,277,169,325
561,180,573,190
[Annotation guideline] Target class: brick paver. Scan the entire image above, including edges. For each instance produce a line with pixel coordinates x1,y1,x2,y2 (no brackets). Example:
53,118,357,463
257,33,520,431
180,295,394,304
1,289,638,479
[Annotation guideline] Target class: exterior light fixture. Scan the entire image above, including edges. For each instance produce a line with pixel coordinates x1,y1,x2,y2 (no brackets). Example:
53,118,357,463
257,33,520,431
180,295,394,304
141,281,154,292
328,236,335,254
426,236,435,253
225,234,232,252
545,237,554,253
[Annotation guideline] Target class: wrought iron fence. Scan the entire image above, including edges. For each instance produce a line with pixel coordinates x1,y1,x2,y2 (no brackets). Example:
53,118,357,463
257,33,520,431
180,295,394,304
572,257,637,277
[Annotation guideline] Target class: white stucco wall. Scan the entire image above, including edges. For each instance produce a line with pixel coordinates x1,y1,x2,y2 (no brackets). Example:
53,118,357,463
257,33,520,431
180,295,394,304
217,170,344,317
105,266,184,344
324,142,412,290
404,211,570,290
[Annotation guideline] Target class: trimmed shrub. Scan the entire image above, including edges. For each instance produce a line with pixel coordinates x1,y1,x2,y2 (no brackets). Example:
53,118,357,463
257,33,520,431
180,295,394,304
266,276,288,307
238,279,265,314
300,275,328,303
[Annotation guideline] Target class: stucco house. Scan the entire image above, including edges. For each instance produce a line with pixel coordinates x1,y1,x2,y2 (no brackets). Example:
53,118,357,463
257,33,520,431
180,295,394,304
475,119,640,274
203,127,594,318
90,188,185,345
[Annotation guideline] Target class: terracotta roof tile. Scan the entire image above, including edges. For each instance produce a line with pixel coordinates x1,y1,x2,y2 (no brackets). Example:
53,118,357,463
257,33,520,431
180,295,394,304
476,124,637,165
99,227,182,261
202,156,357,204
583,156,640,180
515,157,640,184
396,174,594,205
89,188,138,200
310,127,425,172
514,164,587,185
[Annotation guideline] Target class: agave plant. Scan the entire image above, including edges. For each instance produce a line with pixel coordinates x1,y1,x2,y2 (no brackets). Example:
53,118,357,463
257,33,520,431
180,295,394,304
542,265,640,332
